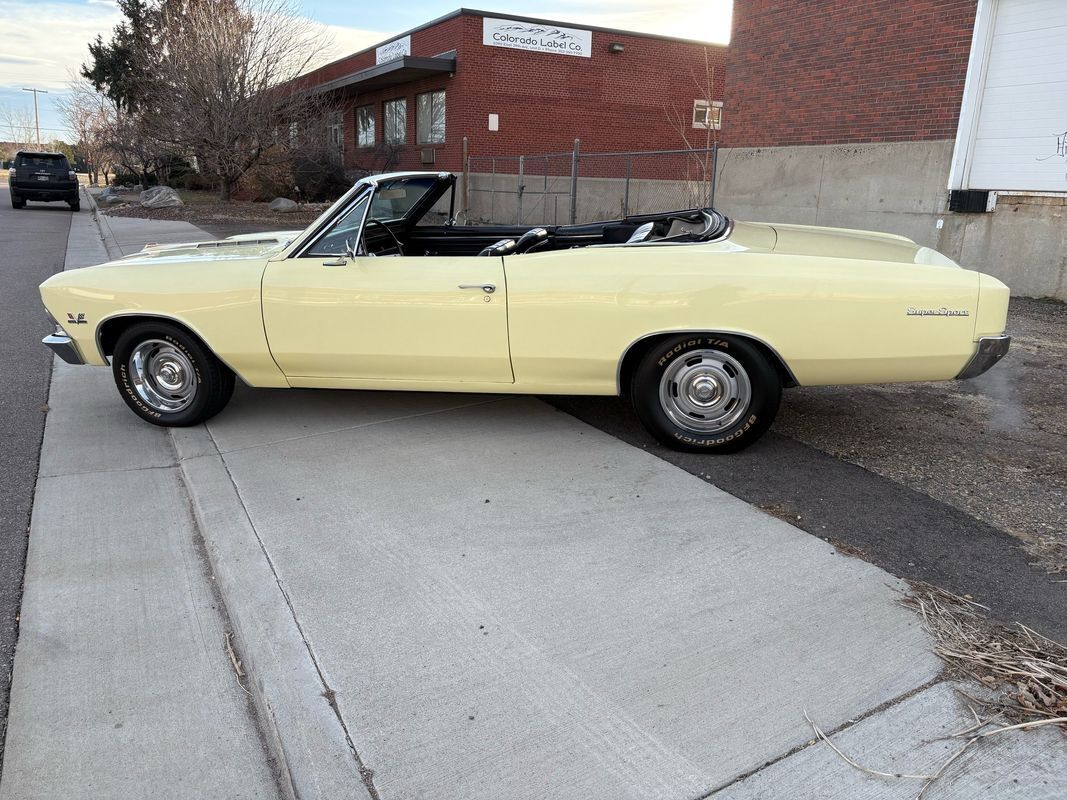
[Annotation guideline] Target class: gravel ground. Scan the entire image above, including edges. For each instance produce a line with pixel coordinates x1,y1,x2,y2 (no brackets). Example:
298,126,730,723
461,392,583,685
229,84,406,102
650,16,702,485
774,297,1067,572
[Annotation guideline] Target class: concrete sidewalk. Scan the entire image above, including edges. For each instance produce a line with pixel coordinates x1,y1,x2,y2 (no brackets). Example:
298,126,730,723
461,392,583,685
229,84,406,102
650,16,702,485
0,191,281,799
3,191,1064,799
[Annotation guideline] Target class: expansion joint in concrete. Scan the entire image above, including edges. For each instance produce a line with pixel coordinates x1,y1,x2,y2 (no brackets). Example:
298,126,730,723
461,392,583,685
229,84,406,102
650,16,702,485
699,674,949,797
201,423,382,800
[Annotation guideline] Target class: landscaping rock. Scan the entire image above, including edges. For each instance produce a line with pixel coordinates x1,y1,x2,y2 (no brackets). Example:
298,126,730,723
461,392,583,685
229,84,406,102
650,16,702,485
139,186,184,209
269,197,299,213
100,195,125,206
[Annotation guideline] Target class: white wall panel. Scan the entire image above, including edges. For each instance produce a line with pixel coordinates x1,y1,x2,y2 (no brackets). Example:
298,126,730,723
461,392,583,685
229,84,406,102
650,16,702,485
964,0,1067,191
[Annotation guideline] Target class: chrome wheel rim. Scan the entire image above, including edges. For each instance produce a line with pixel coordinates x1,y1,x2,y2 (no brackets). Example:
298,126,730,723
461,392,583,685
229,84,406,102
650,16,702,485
129,339,197,413
658,349,751,434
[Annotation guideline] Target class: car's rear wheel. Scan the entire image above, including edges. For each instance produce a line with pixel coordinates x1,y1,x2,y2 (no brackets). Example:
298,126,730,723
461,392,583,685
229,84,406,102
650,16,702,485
11,195,24,209
69,198,80,212
631,334,781,453
112,321,234,427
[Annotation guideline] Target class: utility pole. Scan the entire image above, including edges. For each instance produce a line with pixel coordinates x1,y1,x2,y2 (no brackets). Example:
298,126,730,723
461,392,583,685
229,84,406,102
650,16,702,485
21,87,49,148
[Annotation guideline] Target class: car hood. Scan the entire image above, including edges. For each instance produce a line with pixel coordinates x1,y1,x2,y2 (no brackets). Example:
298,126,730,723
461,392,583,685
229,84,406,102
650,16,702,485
130,230,302,259
765,222,961,268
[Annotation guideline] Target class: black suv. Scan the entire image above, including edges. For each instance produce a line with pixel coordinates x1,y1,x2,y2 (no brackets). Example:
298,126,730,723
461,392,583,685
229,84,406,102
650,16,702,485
9,151,80,211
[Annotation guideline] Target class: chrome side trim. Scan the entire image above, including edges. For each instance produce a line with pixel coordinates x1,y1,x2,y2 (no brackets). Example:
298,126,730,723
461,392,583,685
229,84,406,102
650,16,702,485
616,329,800,395
956,334,1011,380
43,333,85,365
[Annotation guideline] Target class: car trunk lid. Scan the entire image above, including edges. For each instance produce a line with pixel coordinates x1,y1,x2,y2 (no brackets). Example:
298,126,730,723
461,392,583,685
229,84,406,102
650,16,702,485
768,222,959,267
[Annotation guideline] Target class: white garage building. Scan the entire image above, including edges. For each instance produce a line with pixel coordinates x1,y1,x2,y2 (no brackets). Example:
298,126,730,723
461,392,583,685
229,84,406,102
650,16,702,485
951,0,1067,194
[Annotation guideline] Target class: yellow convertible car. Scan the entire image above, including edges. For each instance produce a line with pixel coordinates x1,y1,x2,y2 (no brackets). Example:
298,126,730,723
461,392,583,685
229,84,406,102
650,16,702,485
39,171,1010,453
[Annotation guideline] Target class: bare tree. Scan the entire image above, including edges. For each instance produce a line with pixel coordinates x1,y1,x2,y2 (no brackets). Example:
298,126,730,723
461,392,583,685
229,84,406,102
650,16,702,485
0,104,37,151
143,0,339,200
664,47,722,207
55,80,117,185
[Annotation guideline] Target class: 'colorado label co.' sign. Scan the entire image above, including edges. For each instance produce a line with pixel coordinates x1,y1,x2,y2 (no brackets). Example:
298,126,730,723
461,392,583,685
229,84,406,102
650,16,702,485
482,17,592,58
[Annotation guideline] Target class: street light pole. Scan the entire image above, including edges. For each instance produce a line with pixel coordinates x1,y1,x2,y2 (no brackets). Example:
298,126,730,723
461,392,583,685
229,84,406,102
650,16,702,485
21,87,49,148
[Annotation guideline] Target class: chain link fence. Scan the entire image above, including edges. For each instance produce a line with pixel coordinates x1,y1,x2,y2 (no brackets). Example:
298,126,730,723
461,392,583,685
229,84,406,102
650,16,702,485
463,140,717,226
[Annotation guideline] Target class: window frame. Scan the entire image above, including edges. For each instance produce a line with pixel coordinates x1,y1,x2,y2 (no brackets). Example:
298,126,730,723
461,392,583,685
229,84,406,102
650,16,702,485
692,99,723,131
356,105,376,148
326,110,345,159
416,90,446,145
383,97,407,145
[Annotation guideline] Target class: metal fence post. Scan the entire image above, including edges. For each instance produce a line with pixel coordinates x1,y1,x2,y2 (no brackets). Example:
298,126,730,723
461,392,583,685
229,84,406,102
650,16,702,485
623,156,632,217
490,158,497,224
517,155,524,225
709,142,718,209
461,136,469,221
569,138,580,225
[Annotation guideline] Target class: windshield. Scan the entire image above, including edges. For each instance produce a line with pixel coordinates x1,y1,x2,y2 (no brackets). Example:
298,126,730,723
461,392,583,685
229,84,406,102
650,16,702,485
369,176,439,221
307,193,370,256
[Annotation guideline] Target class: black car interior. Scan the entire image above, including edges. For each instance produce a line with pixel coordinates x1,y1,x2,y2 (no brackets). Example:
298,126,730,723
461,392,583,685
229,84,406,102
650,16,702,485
362,209,731,257
302,174,731,259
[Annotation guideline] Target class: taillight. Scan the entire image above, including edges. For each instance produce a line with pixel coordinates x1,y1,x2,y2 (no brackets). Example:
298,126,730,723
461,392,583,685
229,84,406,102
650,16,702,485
8,168,15,179
68,170,76,181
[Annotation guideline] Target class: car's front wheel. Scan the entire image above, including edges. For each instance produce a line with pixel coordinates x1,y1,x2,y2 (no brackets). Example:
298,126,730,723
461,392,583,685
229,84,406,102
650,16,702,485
112,321,235,427
631,334,781,453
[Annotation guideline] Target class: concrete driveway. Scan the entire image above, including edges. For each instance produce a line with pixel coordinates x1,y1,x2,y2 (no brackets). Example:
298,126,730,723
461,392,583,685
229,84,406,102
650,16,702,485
177,385,960,797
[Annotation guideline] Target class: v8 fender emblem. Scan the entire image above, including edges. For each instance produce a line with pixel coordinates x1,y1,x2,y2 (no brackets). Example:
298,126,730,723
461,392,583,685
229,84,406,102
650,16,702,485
66,313,87,325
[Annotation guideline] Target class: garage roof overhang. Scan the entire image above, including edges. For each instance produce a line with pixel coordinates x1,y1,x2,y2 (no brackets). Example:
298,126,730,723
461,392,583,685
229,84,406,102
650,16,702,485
313,53,456,95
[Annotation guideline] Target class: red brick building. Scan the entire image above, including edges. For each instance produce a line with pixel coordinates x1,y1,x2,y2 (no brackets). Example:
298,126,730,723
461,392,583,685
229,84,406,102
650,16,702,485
299,8,727,173
724,0,976,148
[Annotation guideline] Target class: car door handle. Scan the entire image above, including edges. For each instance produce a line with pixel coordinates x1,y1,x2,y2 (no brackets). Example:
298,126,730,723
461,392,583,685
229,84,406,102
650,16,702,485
458,283,496,294
322,257,347,267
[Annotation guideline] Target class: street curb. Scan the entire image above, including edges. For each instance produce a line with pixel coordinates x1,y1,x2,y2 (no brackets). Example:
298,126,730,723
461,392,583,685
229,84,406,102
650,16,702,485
173,426,370,800
82,187,123,261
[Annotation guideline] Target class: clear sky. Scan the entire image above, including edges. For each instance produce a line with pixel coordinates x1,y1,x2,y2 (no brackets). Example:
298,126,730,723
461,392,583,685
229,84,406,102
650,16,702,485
0,0,732,143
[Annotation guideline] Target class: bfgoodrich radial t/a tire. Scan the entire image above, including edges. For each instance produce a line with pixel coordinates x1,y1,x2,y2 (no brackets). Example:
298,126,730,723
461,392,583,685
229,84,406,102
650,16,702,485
631,334,781,453
112,321,235,426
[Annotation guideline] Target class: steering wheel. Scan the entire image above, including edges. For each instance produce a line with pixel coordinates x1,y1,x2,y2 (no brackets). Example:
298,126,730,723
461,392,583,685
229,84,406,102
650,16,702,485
364,219,404,256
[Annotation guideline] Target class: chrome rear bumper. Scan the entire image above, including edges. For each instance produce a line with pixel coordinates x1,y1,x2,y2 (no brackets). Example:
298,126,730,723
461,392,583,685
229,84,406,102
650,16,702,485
43,333,86,365
956,334,1010,380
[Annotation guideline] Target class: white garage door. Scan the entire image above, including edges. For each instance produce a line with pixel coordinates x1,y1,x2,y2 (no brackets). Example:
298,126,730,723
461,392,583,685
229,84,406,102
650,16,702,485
957,0,1067,191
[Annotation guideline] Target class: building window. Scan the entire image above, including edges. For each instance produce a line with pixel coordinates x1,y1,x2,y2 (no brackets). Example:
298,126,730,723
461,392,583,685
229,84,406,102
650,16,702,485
356,105,375,147
326,111,344,158
692,100,723,130
416,90,445,144
384,98,406,145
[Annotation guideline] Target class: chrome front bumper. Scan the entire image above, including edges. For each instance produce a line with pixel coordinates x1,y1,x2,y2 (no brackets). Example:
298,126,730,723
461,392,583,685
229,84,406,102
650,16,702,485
956,334,1011,380
43,333,86,365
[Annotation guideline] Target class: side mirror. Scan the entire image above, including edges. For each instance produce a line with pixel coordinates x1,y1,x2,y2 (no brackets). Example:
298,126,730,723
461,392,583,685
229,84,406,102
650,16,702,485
344,237,358,259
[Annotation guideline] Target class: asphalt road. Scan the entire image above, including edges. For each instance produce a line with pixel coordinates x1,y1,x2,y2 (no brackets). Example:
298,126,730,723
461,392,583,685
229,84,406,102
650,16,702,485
0,188,71,764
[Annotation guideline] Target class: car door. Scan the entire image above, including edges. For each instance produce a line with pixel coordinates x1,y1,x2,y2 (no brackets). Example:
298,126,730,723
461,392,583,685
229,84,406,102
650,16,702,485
262,189,512,384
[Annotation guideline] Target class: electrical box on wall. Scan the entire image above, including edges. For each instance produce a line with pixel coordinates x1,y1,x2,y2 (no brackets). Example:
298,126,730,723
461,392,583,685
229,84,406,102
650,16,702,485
420,148,436,165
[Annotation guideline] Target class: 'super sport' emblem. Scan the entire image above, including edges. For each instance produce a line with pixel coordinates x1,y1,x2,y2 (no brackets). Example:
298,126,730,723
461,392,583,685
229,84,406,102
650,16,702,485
906,307,970,317
66,312,87,325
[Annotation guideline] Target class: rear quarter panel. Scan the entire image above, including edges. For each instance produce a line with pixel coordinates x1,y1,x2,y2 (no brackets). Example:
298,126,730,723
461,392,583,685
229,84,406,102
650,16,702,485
503,243,982,392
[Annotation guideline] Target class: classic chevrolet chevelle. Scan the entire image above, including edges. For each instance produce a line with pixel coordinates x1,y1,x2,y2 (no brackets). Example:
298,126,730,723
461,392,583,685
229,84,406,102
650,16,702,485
39,171,1011,453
